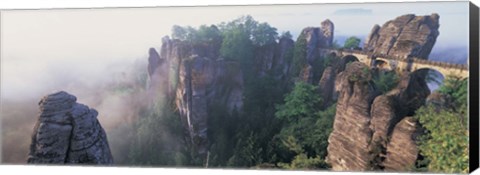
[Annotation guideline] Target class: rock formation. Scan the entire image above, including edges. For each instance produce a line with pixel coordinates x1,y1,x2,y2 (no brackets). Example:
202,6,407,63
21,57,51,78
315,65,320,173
383,117,423,171
326,63,431,171
363,14,440,59
318,66,336,108
175,56,243,156
326,62,379,171
250,36,296,82
149,36,245,159
298,19,335,83
147,47,169,102
326,14,440,171
273,37,295,81
27,91,113,164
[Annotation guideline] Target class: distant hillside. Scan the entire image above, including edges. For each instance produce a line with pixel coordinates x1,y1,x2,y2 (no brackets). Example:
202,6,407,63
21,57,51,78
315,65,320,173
429,45,468,64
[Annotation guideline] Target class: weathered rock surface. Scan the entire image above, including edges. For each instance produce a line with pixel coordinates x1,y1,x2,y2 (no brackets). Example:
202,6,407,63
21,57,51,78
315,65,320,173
273,37,295,81
252,36,295,82
149,36,245,159
318,66,336,108
147,48,169,102
426,91,452,110
326,62,379,171
327,66,430,171
27,91,113,164
364,14,440,59
320,55,361,106
326,14,439,171
254,43,276,77
383,117,422,171
298,19,335,83
175,56,243,157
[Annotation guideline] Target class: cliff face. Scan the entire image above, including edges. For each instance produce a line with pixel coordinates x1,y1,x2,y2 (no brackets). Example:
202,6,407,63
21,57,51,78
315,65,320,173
364,14,440,59
175,56,243,156
326,14,439,171
254,37,295,81
326,63,430,171
274,37,295,81
149,36,246,158
299,19,335,84
27,91,113,164
326,62,379,171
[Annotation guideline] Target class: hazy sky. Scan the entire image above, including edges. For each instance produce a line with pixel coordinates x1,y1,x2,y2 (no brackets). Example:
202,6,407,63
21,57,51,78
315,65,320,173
0,1,470,100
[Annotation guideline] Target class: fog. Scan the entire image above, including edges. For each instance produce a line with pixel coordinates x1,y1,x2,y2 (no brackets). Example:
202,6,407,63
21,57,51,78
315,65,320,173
0,2,470,163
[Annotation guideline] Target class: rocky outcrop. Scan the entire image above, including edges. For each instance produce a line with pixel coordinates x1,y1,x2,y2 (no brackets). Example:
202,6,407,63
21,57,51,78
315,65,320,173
175,56,243,157
320,19,335,47
383,117,422,171
326,62,379,171
252,36,295,81
327,64,430,171
318,66,336,108
364,14,440,59
273,37,295,81
147,48,169,102
298,19,335,83
254,43,276,77
326,13,439,171
319,55,360,107
149,36,245,160
27,91,113,164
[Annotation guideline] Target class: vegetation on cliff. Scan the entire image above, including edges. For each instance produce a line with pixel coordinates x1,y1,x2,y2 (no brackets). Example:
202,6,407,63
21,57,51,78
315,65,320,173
415,76,468,173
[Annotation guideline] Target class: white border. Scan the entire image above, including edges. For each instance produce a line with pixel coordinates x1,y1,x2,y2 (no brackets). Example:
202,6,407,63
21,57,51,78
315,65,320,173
0,0,478,175
0,0,476,9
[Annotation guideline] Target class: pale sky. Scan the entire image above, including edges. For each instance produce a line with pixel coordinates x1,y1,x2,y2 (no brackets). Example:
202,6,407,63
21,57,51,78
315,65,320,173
0,1,470,100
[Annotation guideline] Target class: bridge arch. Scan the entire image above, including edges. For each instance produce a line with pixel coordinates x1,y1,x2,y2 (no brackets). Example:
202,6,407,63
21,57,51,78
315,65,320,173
412,68,445,92
327,51,337,58
342,55,359,63
373,59,391,71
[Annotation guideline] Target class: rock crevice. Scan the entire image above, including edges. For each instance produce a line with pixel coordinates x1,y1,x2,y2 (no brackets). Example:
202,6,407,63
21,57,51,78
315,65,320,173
27,91,113,164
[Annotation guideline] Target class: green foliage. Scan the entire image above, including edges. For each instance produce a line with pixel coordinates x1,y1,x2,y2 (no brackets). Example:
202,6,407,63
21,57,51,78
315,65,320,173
129,16,341,170
171,24,222,45
438,76,468,113
277,136,326,169
227,75,288,167
415,106,468,173
372,71,400,94
415,76,469,173
220,25,254,62
343,36,361,49
274,82,336,169
128,99,192,166
280,31,293,40
251,22,278,46
275,82,322,122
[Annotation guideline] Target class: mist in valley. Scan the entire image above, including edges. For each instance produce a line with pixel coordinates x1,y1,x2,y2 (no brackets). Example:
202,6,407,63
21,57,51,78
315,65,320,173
0,2,470,165
1,56,154,164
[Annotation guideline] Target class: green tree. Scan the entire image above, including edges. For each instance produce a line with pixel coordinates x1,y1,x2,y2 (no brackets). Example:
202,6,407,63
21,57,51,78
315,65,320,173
275,82,322,122
343,36,361,49
415,76,469,173
291,32,307,78
280,31,293,39
251,22,278,46
372,71,400,94
277,136,326,169
415,106,468,173
172,25,188,40
274,82,336,169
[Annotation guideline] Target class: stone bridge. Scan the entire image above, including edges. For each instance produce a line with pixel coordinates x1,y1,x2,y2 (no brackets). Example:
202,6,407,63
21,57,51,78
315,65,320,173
320,48,469,79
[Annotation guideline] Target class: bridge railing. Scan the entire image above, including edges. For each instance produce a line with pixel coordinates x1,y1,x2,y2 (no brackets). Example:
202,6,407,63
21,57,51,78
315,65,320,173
321,47,468,71
411,57,468,70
